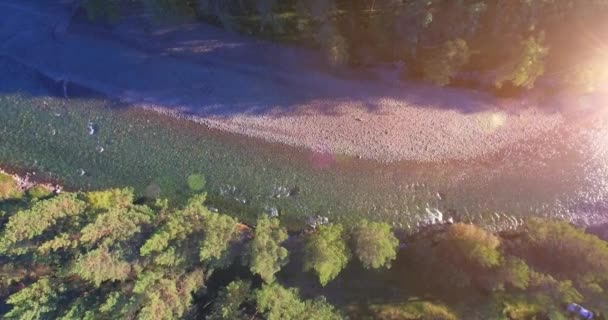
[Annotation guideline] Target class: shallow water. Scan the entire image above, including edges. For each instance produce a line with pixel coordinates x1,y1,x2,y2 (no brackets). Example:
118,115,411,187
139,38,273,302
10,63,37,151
1,58,607,231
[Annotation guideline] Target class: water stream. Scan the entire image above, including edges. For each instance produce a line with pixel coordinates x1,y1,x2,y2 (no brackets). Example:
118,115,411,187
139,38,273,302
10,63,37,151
1,57,607,231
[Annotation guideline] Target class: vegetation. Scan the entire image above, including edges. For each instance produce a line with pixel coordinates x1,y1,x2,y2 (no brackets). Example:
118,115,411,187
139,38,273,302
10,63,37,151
369,301,458,320
83,0,608,92
247,215,289,283
303,223,351,286
0,173,22,201
351,219,399,269
2,179,608,319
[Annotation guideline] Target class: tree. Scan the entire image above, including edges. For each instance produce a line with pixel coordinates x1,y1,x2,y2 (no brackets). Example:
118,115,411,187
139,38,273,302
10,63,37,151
255,283,306,320
255,283,342,320
248,216,288,283
421,38,471,86
351,220,399,269
4,278,64,320
517,218,608,282
136,269,205,320
79,206,154,247
438,223,502,269
208,280,252,320
199,212,239,266
370,301,457,320
305,296,344,320
140,194,210,256
0,193,87,254
433,223,502,288
496,256,530,290
495,34,548,89
303,223,350,286
71,246,132,287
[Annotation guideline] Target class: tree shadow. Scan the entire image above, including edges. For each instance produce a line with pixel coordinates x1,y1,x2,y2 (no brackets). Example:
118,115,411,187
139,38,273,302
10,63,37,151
0,0,558,121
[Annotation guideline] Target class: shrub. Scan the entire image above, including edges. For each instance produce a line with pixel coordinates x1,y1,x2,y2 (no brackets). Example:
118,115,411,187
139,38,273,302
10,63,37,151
0,173,22,201
370,301,458,320
26,185,52,200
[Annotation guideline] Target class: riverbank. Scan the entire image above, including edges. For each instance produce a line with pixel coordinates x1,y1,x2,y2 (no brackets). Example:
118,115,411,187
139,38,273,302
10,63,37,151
0,0,576,162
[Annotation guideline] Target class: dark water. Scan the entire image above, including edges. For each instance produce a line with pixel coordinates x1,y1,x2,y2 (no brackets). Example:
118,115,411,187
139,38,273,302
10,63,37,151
1,57,608,231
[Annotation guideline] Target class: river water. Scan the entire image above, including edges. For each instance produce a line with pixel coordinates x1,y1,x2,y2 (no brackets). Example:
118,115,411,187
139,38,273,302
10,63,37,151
1,57,608,231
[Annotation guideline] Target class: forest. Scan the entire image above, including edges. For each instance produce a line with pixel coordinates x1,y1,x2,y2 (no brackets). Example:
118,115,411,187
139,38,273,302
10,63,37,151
82,0,608,94
2,171,608,319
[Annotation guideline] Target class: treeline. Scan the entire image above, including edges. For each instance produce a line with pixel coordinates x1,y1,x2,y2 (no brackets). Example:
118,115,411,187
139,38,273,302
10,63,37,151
83,0,608,93
2,172,608,319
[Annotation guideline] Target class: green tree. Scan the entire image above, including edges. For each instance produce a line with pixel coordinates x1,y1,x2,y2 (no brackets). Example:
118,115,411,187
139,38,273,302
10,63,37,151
255,283,342,320
0,193,87,254
370,301,457,320
497,256,530,290
255,283,306,320
4,278,64,320
421,38,470,86
248,216,288,283
517,218,608,282
208,280,252,320
199,212,239,266
438,223,502,269
303,223,350,286
71,246,132,287
140,194,210,256
305,296,344,320
79,206,154,247
434,223,502,288
495,34,548,89
136,269,205,320
351,220,399,269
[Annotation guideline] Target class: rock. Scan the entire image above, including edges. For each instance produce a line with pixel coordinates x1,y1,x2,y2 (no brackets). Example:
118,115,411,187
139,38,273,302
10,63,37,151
266,207,279,218
87,122,96,135
288,186,300,197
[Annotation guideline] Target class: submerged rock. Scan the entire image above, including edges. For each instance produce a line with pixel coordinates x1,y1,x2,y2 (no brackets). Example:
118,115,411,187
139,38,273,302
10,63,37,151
87,121,96,135
266,206,279,218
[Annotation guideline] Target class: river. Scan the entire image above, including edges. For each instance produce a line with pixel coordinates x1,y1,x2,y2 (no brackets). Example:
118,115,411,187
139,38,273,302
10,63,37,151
1,57,608,231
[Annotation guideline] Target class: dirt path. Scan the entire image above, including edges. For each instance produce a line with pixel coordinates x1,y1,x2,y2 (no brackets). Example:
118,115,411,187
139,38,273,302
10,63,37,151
0,0,581,162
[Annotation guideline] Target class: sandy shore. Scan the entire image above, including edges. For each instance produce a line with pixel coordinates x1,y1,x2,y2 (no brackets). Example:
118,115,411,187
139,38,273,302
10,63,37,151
0,0,574,163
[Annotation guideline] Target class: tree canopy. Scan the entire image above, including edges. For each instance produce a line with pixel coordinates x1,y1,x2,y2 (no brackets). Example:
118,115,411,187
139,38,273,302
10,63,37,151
303,223,351,286
247,215,289,283
82,0,608,92
2,180,608,318
351,220,399,269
